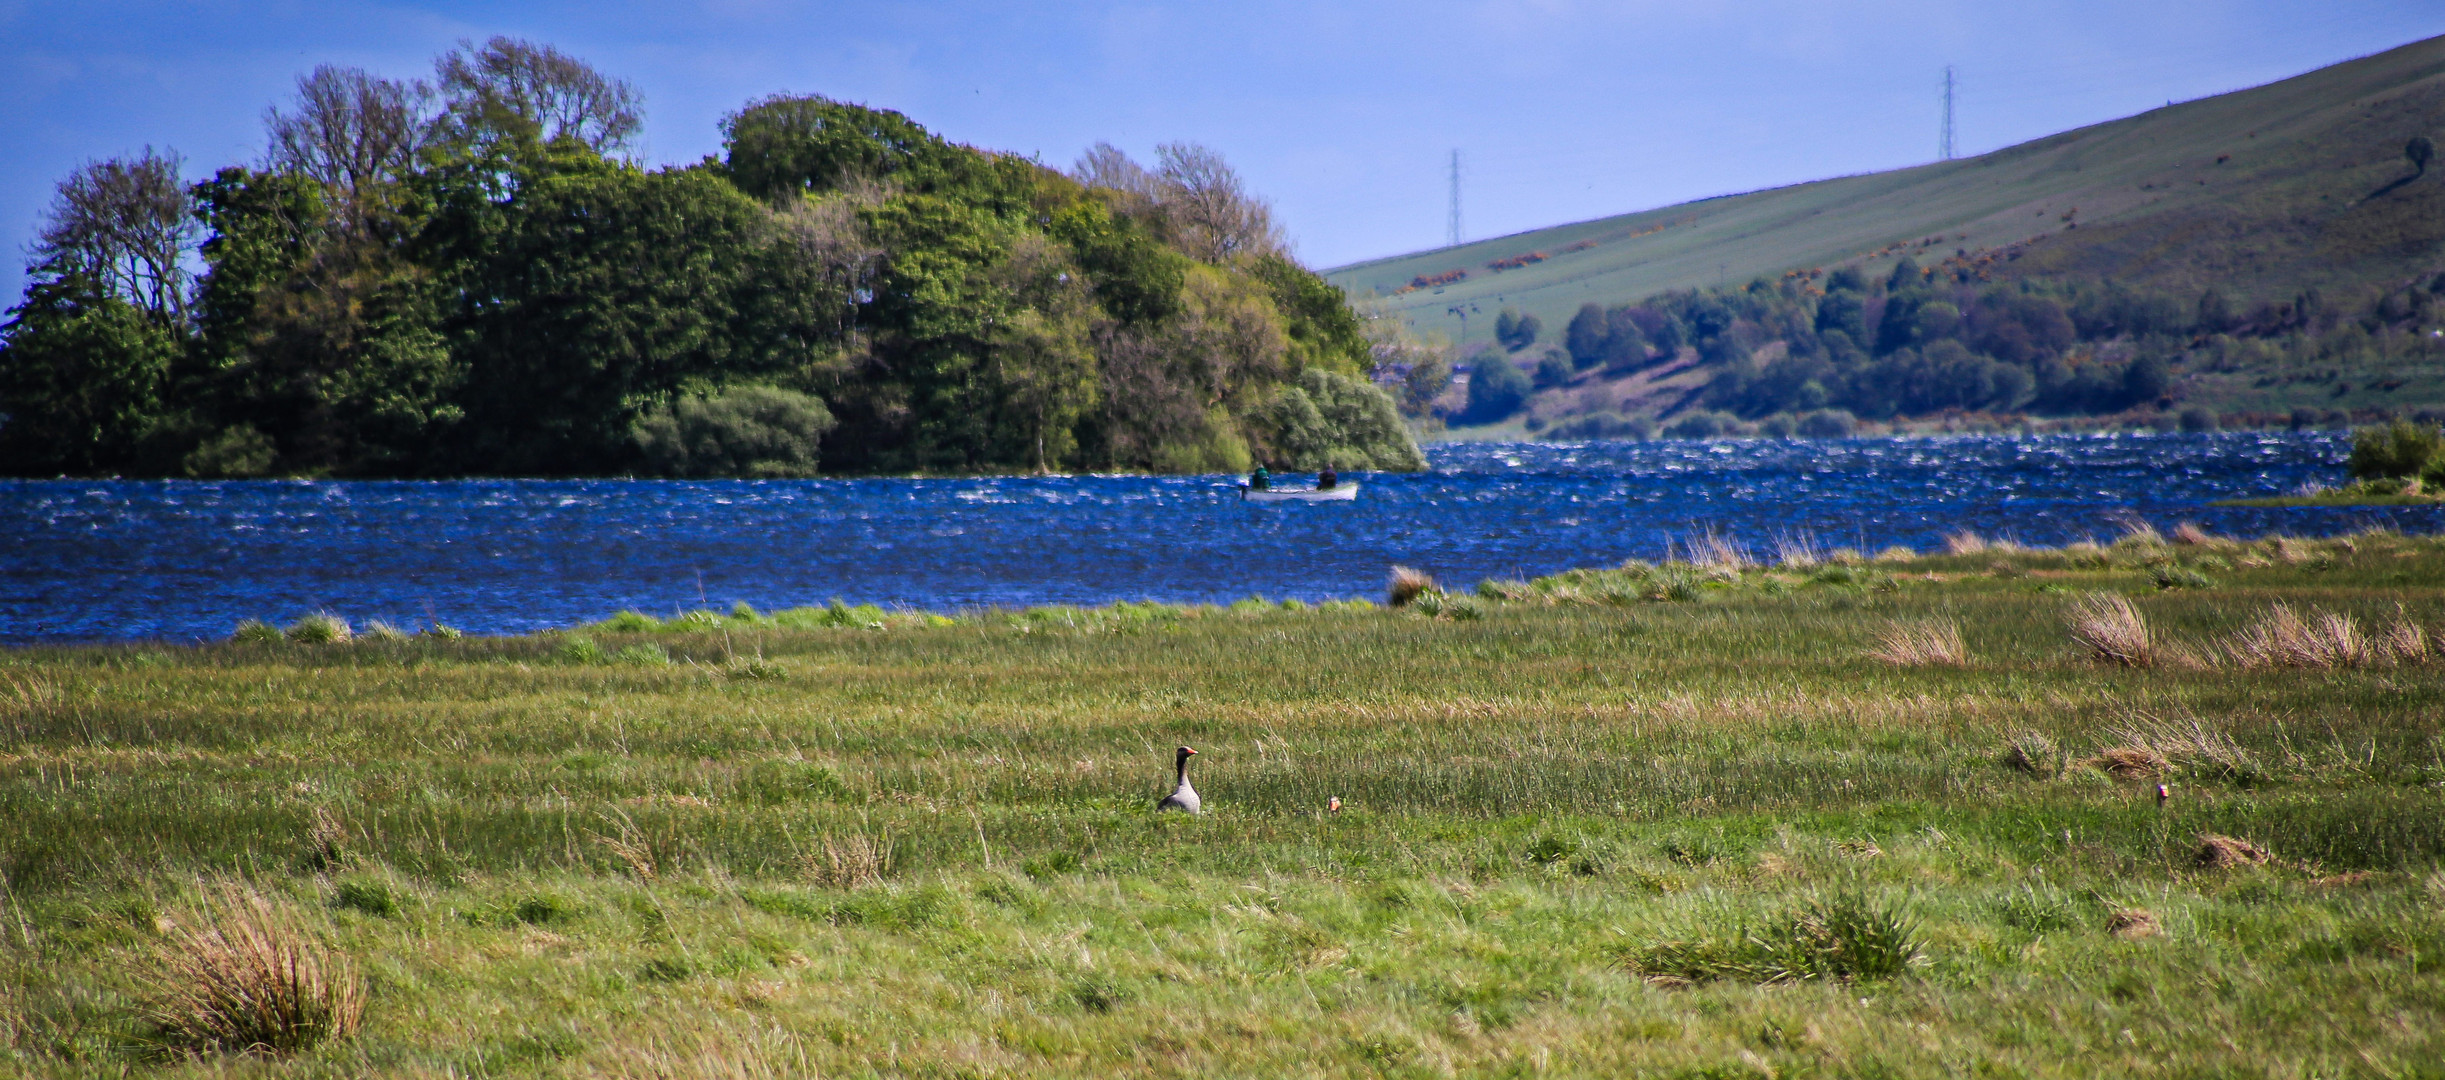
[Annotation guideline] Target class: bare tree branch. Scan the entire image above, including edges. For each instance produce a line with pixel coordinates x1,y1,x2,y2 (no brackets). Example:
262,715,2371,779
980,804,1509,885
32,149,199,325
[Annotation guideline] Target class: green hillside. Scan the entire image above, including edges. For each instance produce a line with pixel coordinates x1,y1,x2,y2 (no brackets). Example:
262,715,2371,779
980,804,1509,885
1331,35,2445,347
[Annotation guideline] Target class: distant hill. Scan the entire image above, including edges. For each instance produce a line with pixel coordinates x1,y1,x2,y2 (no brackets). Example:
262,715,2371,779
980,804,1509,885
1329,35,2445,347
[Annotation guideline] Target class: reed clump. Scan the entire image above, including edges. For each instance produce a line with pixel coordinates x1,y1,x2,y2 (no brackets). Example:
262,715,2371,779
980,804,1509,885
135,881,365,1056
1387,566,1438,607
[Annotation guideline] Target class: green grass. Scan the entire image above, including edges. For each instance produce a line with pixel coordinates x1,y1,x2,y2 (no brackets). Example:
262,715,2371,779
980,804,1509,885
1330,35,2445,351
5,530,2445,1076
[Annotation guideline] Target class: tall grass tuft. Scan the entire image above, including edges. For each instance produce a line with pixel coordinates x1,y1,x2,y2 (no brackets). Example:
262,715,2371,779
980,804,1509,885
2381,606,2429,663
1627,893,1920,985
1943,531,1989,556
1868,619,1966,666
231,620,284,644
2171,521,2220,547
136,881,366,1056
1683,527,1751,570
1772,532,1824,569
2117,522,2167,548
2067,593,2153,667
803,833,892,889
2225,604,2371,669
283,614,351,644
2001,731,2060,776
1387,566,1437,607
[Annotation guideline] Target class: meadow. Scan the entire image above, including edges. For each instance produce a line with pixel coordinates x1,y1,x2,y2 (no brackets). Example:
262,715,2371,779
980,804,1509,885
3,526,2444,1078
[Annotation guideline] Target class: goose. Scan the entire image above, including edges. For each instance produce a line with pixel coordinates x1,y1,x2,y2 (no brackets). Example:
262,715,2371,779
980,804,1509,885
1156,745,1201,813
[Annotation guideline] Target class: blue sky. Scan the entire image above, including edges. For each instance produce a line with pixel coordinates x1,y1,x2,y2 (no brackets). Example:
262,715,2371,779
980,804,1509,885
2,1,2438,304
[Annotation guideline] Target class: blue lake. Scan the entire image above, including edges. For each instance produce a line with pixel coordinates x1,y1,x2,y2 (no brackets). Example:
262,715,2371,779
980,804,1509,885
4,431,2433,645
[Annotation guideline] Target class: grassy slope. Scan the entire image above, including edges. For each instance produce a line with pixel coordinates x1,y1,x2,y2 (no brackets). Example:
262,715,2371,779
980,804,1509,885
1330,36,2445,349
5,533,2445,1077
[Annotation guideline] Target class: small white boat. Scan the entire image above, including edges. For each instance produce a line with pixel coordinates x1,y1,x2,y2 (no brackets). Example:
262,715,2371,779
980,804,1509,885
1240,483,1358,503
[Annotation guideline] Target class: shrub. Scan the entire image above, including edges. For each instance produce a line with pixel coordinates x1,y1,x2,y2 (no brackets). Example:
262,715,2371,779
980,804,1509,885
1387,566,1437,607
1796,409,1857,437
2346,420,2443,479
284,614,351,644
136,882,366,1056
2067,593,2153,667
1457,355,1530,425
631,385,835,478
1664,410,1738,439
2177,405,2219,432
1258,368,1426,471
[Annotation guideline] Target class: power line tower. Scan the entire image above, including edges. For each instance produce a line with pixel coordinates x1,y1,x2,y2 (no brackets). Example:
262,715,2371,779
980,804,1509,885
1940,65,1957,160
1446,149,1463,248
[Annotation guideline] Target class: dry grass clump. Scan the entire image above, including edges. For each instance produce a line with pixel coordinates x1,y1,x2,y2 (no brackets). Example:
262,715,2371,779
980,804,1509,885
1868,619,1967,666
1943,531,1989,556
606,1021,812,1080
1873,545,1917,563
1772,532,1824,569
2225,604,2372,669
2171,521,2221,547
1683,527,1751,570
2067,593,2153,667
2093,715,2260,780
136,881,365,1056
2001,731,2060,776
2082,746,2171,779
2381,607,2429,662
2195,834,2272,870
2106,908,2162,940
2116,522,2167,548
802,833,892,889
1387,566,1438,607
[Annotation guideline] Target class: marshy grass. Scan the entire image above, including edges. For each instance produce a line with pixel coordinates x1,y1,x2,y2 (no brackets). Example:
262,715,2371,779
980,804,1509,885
4,526,2444,1076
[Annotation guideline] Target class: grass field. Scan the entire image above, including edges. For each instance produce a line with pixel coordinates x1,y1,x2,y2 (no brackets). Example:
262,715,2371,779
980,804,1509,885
5,528,2445,1077
1329,36,2445,350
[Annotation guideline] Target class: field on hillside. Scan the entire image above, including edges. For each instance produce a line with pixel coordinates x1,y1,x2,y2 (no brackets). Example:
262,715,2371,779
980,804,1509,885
5,531,2445,1078
1332,36,2445,348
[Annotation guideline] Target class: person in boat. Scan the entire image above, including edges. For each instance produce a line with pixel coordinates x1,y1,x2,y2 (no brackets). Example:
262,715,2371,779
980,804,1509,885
1249,464,1269,491
1317,465,1338,491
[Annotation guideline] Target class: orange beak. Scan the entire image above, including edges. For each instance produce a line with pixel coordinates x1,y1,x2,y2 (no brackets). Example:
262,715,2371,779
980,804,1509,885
1185,747,1199,755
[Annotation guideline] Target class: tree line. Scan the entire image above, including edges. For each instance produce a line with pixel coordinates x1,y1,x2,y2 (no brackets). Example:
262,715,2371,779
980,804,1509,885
0,39,1422,478
1426,255,2445,431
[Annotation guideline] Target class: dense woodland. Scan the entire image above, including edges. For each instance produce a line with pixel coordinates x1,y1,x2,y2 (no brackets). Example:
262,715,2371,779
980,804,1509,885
1432,255,2445,436
0,39,1421,478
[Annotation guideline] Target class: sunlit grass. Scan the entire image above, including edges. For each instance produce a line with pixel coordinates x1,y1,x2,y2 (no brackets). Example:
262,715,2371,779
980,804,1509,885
2,527,2443,1075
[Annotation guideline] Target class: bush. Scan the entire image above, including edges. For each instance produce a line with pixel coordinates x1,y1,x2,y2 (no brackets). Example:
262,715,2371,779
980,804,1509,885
2346,420,2443,479
2177,405,2219,432
1796,409,1857,437
632,385,836,478
1664,410,1738,439
1259,368,1426,471
1457,355,1530,426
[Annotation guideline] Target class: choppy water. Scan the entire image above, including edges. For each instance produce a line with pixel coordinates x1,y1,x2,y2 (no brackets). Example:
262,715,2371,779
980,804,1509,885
3,432,2431,645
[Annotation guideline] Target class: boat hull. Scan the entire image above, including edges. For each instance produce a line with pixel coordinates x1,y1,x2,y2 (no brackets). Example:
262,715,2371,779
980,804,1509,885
1240,483,1358,502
